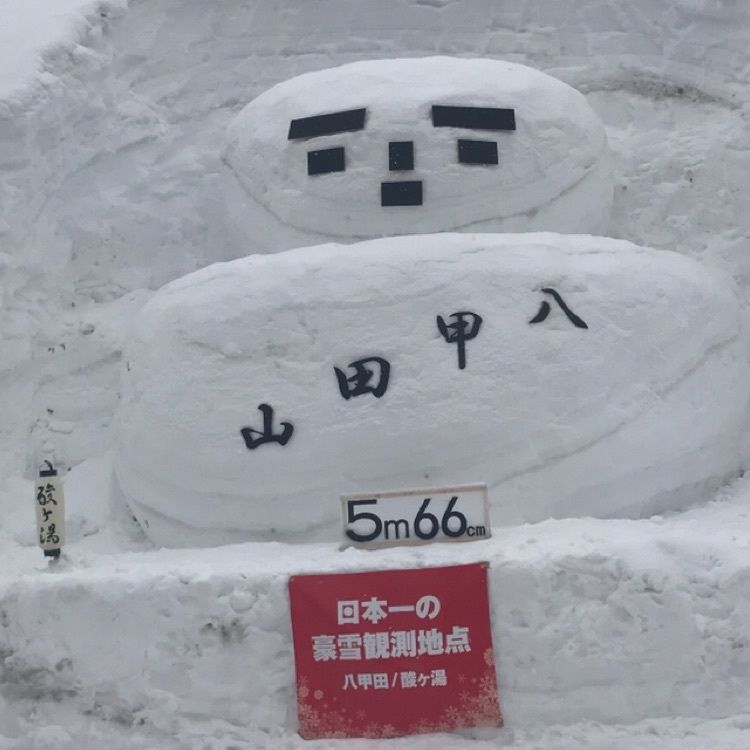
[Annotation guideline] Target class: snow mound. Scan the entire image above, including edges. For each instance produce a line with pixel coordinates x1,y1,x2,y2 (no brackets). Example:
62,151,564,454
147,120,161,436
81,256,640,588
2,5,749,481
0,0,126,104
3,483,750,733
224,58,612,252
113,233,748,547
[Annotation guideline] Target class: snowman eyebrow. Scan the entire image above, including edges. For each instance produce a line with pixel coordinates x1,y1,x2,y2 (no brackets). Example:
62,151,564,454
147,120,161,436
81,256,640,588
288,108,367,140
431,105,516,131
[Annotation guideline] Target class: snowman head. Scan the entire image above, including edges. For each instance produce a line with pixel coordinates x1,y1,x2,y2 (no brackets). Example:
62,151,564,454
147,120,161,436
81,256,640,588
286,102,516,208
225,57,612,246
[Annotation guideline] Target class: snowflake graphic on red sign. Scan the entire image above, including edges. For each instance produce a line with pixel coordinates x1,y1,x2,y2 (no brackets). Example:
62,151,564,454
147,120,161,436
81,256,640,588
288,562,502,739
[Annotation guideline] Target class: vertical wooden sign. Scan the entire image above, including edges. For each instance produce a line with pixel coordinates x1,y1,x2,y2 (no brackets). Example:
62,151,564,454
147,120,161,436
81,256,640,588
35,462,65,558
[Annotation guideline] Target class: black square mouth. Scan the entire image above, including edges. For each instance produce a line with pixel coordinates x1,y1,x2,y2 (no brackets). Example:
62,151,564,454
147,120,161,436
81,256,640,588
381,181,423,206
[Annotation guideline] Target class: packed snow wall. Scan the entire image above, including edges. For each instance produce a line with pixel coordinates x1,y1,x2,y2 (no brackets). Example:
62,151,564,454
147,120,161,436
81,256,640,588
3,3,750,741
1,0,749,476
114,233,748,545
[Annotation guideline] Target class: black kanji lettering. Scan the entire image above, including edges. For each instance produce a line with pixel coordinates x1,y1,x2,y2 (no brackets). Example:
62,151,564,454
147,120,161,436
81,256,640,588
529,288,588,329
334,357,391,400
437,312,483,370
240,404,294,450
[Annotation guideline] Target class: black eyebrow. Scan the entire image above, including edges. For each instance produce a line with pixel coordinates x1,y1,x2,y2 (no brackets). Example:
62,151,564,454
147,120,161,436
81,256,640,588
288,108,367,140
431,105,516,131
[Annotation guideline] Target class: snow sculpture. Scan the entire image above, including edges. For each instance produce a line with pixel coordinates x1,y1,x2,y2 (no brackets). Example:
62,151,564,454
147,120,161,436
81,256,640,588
114,233,749,547
223,57,613,253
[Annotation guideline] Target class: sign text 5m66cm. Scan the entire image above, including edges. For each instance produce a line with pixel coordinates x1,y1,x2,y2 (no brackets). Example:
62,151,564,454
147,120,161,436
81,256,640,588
341,485,491,549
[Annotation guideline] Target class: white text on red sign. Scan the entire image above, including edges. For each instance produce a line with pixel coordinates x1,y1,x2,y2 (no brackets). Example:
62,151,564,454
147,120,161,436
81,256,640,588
312,626,471,661
342,669,448,690
338,595,440,624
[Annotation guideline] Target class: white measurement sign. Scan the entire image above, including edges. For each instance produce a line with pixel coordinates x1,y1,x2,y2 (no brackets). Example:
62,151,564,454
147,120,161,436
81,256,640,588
341,483,490,549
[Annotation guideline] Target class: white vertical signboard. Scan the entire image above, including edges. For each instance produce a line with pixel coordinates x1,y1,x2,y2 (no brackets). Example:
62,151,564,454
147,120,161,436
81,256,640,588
35,462,65,558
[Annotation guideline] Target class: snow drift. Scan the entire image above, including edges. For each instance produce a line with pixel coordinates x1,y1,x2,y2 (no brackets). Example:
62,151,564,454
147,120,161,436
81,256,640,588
2,1,749,478
113,232,748,546
4,2,750,746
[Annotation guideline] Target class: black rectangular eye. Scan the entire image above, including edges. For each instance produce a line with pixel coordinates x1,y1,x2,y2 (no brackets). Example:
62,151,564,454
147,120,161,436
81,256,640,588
389,141,414,171
432,105,515,131
307,147,345,176
381,181,423,206
288,108,367,140
457,139,498,165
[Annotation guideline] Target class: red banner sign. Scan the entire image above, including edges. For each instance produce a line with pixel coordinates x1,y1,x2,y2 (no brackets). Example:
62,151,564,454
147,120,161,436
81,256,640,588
288,562,502,739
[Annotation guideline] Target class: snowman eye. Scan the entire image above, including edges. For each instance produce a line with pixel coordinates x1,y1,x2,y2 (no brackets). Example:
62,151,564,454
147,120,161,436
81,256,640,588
457,139,498,165
289,109,367,177
431,105,514,166
307,147,345,175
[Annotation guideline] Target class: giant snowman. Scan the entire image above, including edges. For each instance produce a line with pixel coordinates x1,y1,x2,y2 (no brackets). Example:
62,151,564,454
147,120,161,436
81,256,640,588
113,58,749,547
222,57,613,251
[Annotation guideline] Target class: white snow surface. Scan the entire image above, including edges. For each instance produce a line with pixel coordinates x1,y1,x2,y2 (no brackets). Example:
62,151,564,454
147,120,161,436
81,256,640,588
3,0,750,747
114,232,748,546
0,0,126,103
225,58,612,248
2,459,750,747
2,0,750,478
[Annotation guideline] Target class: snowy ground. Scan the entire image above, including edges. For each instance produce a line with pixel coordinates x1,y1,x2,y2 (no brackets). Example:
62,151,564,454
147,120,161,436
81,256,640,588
4,710,750,750
2,463,750,748
3,0,750,747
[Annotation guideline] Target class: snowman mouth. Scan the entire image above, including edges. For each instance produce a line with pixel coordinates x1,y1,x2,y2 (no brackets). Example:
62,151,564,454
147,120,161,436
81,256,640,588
381,180,423,206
